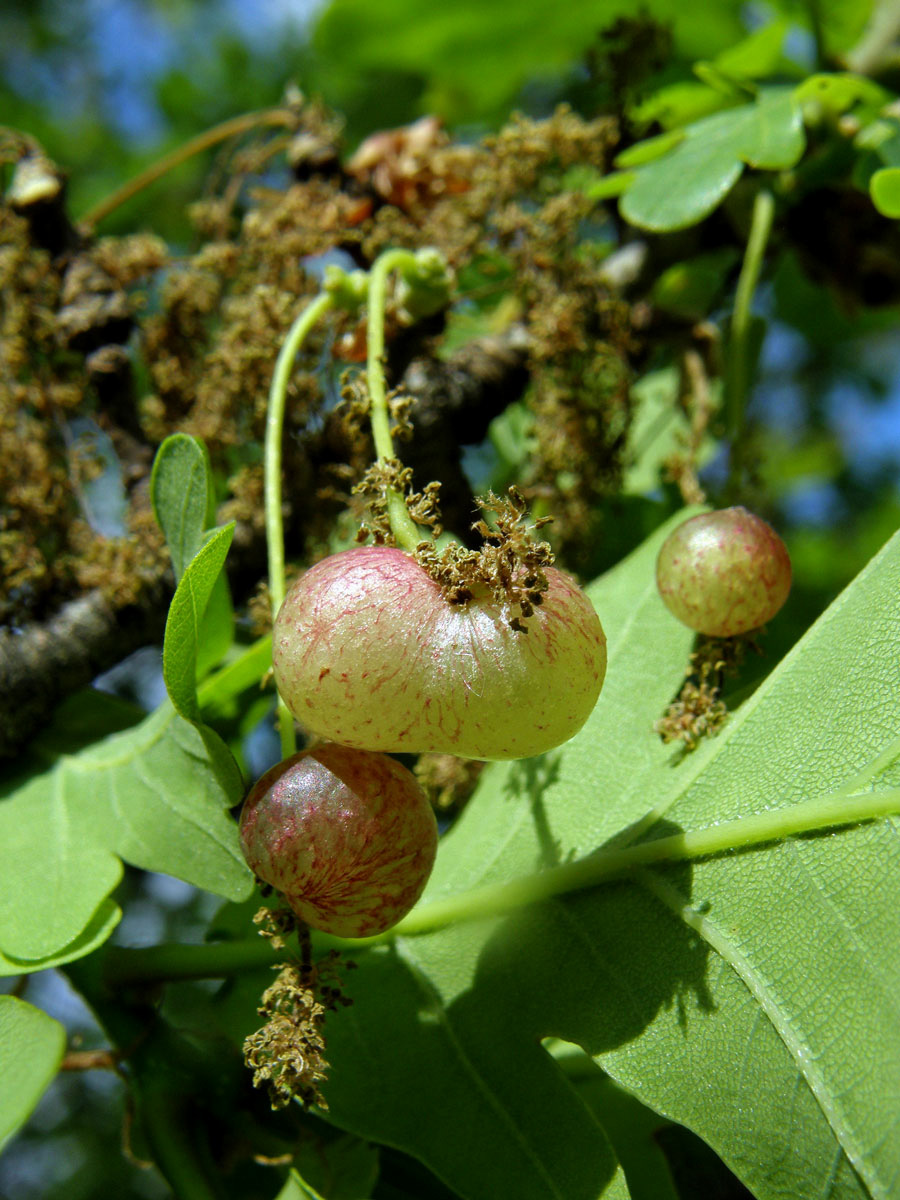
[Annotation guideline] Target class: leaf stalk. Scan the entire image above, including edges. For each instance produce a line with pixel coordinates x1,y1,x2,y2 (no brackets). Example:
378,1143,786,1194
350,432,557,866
99,788,900,982
388,787,900,939
726,186,775,489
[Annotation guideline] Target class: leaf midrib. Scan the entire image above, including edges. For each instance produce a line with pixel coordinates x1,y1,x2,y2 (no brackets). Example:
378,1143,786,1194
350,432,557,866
397,939,573,1198
638,866,891,1200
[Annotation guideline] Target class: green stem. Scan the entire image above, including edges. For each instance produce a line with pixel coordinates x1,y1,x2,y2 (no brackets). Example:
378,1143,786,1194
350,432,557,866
101,788,900,983
845,0,900,74
806,0,826,71
727,187,775,486
265,290,335,758
102,938,282,987
383,786,900,940
366,248,425,551
196,634,272,715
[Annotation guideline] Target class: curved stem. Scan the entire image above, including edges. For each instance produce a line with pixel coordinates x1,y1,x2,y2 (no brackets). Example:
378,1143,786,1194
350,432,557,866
726,187,775,489
103,938,282,987
100,788,900,981
265,290,335,758
366,249,426,551
80,107,296,228
383,786,900,940
806,0,826,71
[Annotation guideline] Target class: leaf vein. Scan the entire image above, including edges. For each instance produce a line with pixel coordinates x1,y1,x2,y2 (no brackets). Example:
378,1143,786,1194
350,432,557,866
397,939,570,1198
637,867,890,1200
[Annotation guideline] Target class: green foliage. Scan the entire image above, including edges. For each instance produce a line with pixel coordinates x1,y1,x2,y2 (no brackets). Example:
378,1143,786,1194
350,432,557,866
162,524,235,723
152,433,242,797
0,997,65,1151
150,433,217,583
313,516,900,1200
6,1,900,1196
0,443,248,972
546,1046,681,1199
0,703,252,964
619,88,805,231
624,368,719,492
153,433,235,681
309,0,748,132
285,1132,380,1199
870,166,900,216
0,902,121,979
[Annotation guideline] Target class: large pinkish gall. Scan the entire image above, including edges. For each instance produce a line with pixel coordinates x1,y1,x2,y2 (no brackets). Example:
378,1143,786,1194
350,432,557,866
239,743,437,938
656,507,791,637
272,546,607,760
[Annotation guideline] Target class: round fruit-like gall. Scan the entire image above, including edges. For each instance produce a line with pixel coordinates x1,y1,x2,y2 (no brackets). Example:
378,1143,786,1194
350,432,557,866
655,507,791,637
272,546,606,760
239,743,437,938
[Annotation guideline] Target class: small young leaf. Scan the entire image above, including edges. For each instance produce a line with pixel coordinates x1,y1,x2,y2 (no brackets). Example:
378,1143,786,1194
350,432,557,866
692,62,754,98
870,167,900,218
582,170,636,201
630,80,730,130
620,88,805,231
150,433,215,582
197,635,273,718
712,17,789,80
793,72,889,118
0,996,66,1150
162,524,235,723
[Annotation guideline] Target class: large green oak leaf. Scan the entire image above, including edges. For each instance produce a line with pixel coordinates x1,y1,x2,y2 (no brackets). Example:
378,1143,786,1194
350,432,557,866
316,515,900,1200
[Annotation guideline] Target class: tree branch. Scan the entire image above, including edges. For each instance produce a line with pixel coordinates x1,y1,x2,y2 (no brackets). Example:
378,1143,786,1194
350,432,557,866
0,587,167,758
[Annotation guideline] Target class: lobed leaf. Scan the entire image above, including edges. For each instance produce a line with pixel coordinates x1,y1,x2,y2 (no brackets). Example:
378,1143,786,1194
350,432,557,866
0,996,66,1151
608,521,900,1199
318,516,900,1200
316,515,696,1199
794,72,889,118
0,703,252,962
619,88,805,231
0,901,121,978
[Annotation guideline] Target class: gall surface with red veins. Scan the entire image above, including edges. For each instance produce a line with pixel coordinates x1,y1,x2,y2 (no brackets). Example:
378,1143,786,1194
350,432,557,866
655,507,792,637
239,743,438,938
272,546,607,760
